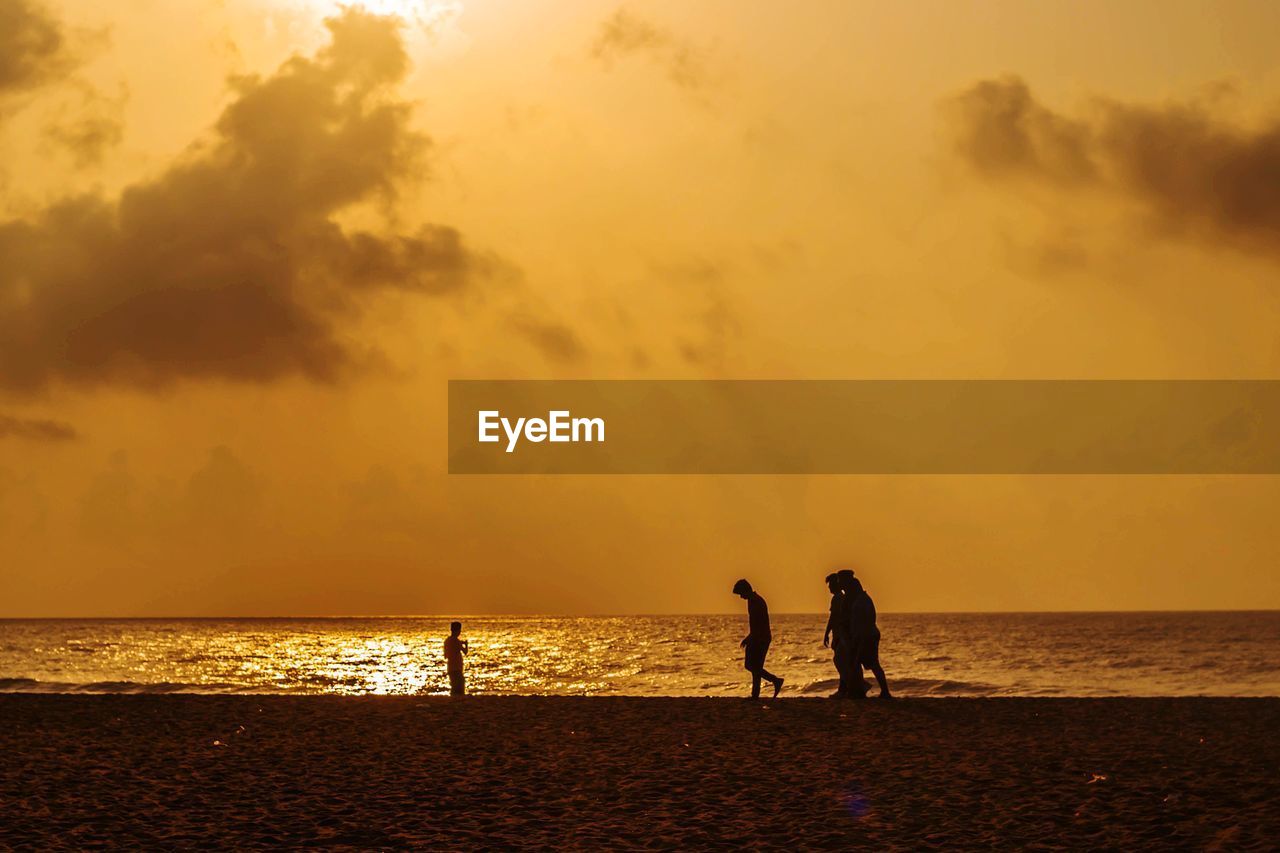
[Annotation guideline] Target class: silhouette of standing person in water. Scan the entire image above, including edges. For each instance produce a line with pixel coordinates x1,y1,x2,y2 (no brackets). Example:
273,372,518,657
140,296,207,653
733,579,784,699
444,621,468,696
845,577,892,699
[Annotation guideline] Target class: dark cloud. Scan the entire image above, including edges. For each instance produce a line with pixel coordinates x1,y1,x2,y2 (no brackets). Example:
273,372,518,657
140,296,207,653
0,413,77,441
509,313,585,363
0,0,75,96
0,9,482,395
948,75,1280,259
946,76,1095,186
592,8,710,93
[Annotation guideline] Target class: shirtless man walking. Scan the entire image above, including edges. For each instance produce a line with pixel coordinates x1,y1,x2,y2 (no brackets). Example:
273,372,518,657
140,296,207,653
733,579,784,699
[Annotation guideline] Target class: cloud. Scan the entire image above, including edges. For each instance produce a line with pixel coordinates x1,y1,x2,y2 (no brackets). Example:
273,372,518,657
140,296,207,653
0,413,77,441
76,450,134,539
0,0,76,97
184,445,260,540
0,8,482,395
947,75,1280,259
43,82,126,167
592,8,711,93
946,76,1096,186
509,313,585,363
649,258,740,368
0,0,121,170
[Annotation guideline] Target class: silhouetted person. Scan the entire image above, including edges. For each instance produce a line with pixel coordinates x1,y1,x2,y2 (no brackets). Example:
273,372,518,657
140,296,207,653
846,578,892,699
444,621,468,696
822,572,851,698
733,579,784,699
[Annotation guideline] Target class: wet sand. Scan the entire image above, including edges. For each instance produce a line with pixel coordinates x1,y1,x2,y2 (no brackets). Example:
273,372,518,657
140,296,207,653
2,696,1276,849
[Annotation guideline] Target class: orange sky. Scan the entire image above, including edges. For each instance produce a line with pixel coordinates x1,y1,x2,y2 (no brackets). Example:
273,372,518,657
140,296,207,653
2,0,1280,615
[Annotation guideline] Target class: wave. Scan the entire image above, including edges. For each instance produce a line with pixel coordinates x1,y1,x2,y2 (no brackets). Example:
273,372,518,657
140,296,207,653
890,677,999,696
0,678,264,694
0,678,42,691
799,678,842,694
798,675,998,697
3,673,1001,697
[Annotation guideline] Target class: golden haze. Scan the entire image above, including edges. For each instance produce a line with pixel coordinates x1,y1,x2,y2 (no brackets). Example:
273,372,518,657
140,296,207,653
2,0,1280,615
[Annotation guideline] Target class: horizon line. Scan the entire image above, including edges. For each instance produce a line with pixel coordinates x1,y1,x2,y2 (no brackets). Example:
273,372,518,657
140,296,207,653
1,608,1277,621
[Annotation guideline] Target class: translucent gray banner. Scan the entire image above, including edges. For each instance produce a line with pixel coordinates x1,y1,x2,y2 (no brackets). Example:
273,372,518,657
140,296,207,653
447,380,1280,474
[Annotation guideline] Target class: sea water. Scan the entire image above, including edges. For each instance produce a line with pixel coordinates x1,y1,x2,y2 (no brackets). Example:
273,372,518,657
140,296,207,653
1,612,1276,697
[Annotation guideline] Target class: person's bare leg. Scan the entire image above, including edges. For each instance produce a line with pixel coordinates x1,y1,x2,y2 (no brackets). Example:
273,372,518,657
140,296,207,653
750,670,763,699
833,647,850,698
870,664,892,698
757,668,783,697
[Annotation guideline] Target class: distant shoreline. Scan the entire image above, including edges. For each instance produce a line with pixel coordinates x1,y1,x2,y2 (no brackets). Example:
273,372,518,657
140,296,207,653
3,609,1279,620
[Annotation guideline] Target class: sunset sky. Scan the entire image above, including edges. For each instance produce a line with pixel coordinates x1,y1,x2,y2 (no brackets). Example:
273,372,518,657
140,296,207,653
3,0,1280,616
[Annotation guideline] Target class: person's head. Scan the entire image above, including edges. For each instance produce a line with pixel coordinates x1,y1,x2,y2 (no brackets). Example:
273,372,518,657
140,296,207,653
450,621,462,636
732,579,752,599
825,572,840,594
837,568,855,592
848,578,864,595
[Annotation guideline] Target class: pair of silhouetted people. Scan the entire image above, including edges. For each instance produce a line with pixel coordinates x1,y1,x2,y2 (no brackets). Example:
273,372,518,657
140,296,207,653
732,579,784,699
824,569,891,699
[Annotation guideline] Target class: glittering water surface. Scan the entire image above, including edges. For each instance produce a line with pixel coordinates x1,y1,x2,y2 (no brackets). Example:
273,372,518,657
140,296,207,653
1,612,1277,697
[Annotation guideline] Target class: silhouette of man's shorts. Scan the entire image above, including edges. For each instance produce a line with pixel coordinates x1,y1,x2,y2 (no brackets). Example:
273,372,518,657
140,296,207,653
449,669,465,696
744,638,770,672
855,631,881,667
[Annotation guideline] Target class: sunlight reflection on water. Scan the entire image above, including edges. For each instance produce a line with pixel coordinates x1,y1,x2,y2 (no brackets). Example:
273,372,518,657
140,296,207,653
0,613,1278,697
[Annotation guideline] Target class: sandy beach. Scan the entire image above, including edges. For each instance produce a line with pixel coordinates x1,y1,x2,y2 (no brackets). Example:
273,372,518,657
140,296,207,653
2,696,1276,849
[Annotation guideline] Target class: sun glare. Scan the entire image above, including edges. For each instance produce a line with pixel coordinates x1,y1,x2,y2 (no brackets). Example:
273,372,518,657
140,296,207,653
285,0,462,24
266,0,470,58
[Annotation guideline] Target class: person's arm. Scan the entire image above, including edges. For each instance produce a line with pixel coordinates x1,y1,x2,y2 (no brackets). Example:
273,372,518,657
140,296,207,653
462,639,469,654
823,607,836,647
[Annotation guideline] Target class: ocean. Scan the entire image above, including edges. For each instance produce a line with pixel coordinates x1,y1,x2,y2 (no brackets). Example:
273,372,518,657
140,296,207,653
1,612,1277,697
